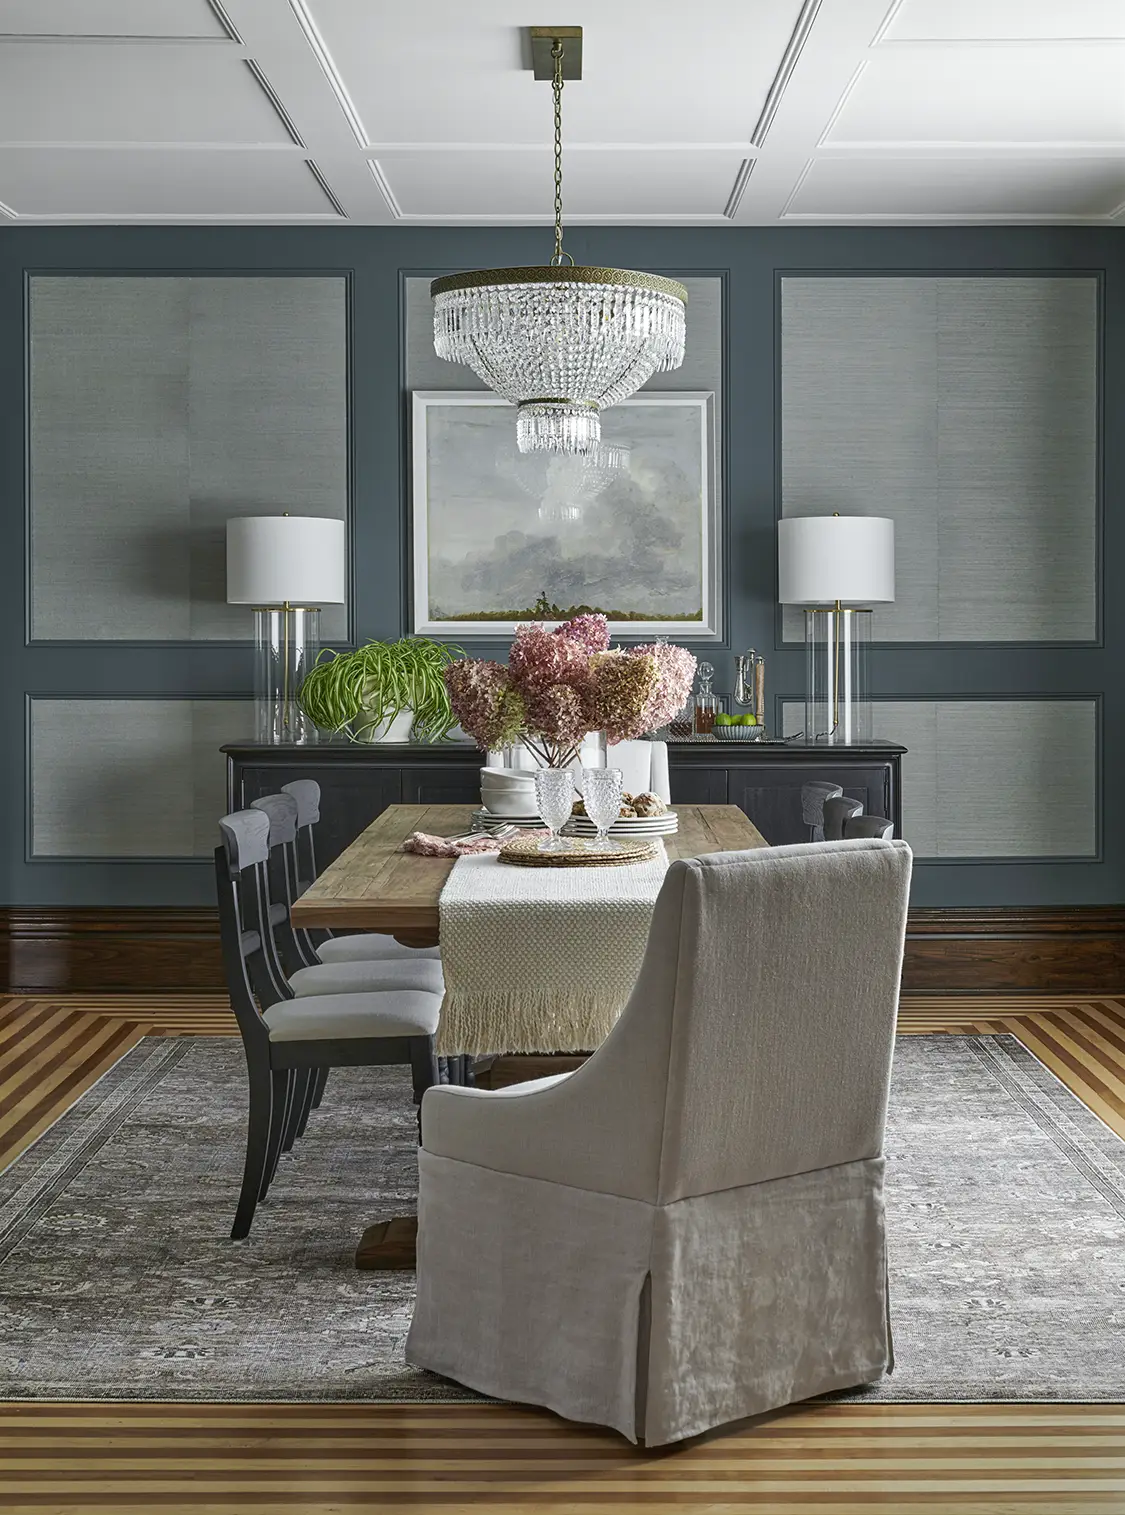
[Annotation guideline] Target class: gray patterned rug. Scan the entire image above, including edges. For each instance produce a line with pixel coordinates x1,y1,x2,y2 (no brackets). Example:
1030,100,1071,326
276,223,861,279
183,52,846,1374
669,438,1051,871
0,1034,1123,1402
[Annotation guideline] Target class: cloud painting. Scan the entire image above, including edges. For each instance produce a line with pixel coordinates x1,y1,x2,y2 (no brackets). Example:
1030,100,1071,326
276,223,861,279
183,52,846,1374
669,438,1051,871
413,393,716,635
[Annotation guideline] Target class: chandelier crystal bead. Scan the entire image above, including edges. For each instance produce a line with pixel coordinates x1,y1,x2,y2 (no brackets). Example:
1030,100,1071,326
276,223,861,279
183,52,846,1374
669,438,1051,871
431,31,687,455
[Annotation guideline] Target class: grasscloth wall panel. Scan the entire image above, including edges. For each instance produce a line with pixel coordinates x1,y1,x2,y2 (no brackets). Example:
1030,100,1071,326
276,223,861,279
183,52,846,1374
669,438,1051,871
29,275,349,642
29,698,253,859
784,698,1096,859
781,275,1098,644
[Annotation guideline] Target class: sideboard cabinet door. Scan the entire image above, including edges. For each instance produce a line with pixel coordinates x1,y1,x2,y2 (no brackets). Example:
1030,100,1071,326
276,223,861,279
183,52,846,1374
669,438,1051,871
401,764,485,806
728,764,892,847
668,768,729,806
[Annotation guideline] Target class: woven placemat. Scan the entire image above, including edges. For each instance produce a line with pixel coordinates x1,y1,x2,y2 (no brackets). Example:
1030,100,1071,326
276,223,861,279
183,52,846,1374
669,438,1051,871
498,835,660,868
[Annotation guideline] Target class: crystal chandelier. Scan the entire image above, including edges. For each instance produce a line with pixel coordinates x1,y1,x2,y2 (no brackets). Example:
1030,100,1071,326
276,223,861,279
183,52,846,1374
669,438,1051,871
432,26,687,456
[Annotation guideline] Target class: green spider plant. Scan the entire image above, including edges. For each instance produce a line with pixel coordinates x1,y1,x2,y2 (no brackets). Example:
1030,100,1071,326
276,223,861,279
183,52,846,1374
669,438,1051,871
297,637,464,743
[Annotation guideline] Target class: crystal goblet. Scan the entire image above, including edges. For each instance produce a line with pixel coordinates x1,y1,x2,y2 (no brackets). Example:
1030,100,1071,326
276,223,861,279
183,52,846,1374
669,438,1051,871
534,769,575,853
582,767,624,852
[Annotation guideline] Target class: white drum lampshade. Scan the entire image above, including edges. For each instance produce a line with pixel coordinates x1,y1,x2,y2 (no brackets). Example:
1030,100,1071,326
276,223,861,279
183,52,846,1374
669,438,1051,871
226,516,346,746
778,515,894,607
778,516,895,746
226,515,346,607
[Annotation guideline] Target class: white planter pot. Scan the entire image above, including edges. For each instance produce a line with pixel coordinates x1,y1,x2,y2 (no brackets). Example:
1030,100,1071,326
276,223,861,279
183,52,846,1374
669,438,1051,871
352,708,415,743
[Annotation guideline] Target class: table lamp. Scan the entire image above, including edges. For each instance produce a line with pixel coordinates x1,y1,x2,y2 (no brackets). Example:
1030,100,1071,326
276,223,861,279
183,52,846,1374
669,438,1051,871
777,515,894,744
226,515,346,744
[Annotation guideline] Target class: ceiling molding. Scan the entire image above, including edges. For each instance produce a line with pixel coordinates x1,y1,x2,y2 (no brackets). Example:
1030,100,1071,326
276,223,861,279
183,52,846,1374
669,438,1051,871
9,211,347,223
207,0,242,44
391,212,732,224
362,142,759,153
750,0,824,148
723,159,755,219
286,0,368,149
305,158,346,217
780,211,1121,223
870,0,905,48
244,60,305,149
367,159,402,218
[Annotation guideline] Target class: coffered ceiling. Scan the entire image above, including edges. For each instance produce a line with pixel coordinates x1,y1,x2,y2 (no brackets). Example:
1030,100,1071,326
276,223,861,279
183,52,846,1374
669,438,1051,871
0,0,1122,225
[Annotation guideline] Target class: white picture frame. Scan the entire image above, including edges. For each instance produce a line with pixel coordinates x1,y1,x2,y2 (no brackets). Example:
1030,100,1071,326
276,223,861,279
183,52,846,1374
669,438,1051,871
411,390,720,639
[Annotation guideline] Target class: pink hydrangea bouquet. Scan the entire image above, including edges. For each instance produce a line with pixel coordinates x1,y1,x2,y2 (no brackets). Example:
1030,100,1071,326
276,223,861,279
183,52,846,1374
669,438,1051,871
444,614,696,768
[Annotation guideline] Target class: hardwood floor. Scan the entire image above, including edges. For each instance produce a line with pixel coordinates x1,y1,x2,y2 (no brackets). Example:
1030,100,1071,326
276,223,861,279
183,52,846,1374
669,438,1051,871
1,991,1124,1513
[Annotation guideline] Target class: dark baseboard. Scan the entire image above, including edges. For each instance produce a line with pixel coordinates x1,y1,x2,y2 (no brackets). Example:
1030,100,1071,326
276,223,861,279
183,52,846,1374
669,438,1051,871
901,907,1125,995
2,905,1124,997
1,909,224,994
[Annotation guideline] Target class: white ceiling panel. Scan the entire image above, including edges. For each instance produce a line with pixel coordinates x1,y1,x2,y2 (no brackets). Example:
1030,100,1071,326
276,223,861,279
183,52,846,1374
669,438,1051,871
0,148,337,216
0,43,294,144
826,45,1125,145
882,0,1125,43
377,147,744,218
308,0,803,145
0,0,1119,224
786,156,1125,218
0,0,231,38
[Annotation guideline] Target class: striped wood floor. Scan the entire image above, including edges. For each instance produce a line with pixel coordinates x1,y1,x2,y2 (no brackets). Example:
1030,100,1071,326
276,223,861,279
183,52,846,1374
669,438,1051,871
1,990,1124,1513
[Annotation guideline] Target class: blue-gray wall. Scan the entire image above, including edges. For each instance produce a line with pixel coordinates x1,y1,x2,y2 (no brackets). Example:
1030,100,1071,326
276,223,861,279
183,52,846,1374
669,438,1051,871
2,224,1122,909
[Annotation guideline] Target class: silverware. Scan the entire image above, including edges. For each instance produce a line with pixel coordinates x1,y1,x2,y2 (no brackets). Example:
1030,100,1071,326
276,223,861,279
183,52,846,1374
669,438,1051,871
447,823,517,843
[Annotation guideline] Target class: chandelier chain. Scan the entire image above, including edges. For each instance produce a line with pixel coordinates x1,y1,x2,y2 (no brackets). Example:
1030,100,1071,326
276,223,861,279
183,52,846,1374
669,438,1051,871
550,39,572,267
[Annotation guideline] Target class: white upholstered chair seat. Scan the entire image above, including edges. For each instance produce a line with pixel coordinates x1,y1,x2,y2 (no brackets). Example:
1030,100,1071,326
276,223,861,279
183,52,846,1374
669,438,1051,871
407,838,913,1446
316,935,442,965
288,958,445,998
263,989,442,1042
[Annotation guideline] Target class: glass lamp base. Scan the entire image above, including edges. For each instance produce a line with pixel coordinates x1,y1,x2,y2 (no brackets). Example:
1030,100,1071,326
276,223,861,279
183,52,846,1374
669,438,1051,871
253,606,321,745
804,607,873,745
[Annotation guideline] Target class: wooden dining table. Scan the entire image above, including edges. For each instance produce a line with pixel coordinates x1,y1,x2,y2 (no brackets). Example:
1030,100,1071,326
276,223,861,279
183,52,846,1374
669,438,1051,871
290,802,767,1267
290,802,766,943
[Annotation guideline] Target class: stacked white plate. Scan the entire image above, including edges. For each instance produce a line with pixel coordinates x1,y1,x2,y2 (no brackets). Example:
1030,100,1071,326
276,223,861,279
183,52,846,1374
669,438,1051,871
567,811,679,838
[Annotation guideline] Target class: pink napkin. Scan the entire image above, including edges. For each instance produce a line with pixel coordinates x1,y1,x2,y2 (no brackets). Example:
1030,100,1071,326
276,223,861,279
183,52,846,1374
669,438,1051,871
403,831,504,857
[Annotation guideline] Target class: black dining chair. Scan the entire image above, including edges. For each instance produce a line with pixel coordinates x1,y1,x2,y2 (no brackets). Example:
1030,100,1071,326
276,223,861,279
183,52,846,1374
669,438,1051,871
800,781,844,842
844,814,895,841
823,794,864,840
216,808,442,1240
280,778,442,966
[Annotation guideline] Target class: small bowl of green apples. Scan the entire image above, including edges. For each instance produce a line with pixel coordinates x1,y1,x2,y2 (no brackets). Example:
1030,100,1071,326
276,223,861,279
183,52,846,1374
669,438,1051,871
714,712,766,740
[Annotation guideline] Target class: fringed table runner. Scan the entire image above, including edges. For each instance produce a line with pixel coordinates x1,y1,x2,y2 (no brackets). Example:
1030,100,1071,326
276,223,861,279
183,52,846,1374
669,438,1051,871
436,846,669,1055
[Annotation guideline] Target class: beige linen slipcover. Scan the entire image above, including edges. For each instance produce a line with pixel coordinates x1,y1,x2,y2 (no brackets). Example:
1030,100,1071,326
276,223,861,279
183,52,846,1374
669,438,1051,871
406,838,913,1444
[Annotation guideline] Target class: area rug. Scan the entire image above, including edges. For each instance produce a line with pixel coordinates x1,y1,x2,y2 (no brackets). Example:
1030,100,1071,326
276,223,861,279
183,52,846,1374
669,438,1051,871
1,1034,1123,1402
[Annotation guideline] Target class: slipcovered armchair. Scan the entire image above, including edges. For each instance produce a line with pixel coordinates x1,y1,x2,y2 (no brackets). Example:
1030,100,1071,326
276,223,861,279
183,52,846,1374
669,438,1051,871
406,838,913,1445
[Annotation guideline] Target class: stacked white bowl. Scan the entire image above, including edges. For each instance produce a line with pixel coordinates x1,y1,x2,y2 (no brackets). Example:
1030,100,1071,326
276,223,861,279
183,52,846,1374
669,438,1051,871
479,765,540,817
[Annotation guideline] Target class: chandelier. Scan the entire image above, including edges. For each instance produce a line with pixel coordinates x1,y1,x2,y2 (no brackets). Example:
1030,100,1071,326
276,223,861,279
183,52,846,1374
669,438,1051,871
431,26,687,456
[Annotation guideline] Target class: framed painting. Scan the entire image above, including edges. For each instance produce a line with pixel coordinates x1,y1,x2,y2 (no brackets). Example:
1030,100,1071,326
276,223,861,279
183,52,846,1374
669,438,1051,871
411,390,720,638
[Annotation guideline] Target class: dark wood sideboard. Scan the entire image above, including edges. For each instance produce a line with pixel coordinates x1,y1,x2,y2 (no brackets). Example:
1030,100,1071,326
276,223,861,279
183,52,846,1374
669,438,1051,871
223,739,905,872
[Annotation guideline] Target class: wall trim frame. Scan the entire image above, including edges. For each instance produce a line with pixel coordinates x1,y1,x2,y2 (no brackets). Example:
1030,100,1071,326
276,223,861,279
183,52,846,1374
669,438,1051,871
771,265,1106,654
4,905,1125,997
22,266,360,653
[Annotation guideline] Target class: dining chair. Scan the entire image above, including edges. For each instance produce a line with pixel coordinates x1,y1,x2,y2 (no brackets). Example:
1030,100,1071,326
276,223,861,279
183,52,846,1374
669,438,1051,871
216,808,442,1240
800,780,843,841
406,837,913,1445
247,793,445,1000
823,793,864,840
281,779,442,965
844,814,895,841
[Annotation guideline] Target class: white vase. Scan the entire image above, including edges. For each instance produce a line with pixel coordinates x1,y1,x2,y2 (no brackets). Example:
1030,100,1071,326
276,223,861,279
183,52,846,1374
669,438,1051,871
352,708,415,743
